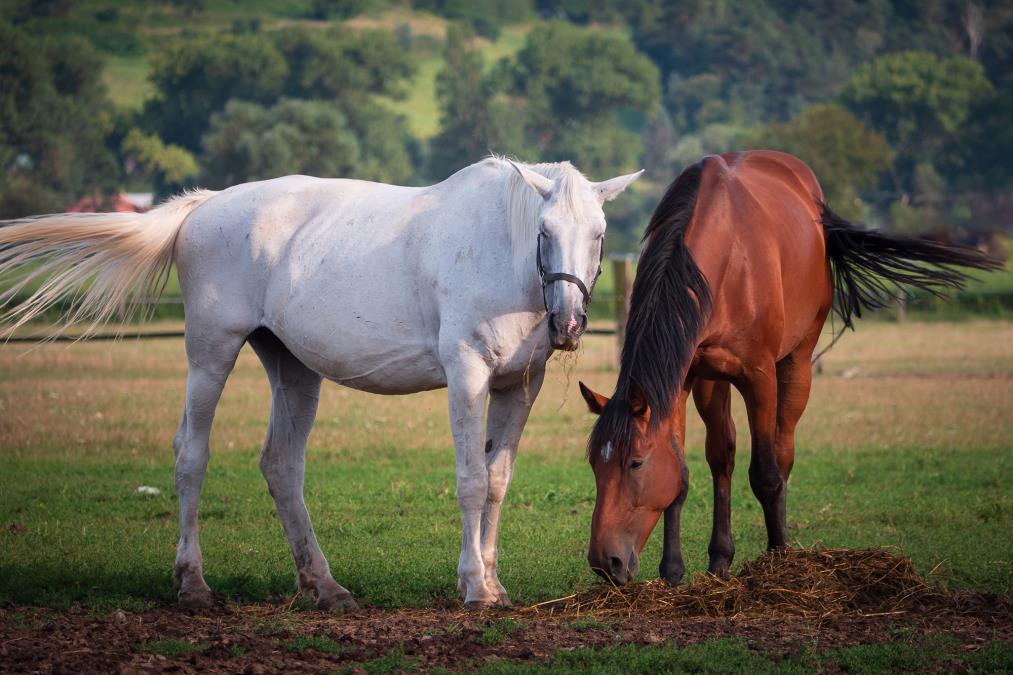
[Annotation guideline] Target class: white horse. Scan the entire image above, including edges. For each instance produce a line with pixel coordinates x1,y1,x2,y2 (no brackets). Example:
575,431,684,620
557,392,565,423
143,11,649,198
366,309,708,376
0,158,641,610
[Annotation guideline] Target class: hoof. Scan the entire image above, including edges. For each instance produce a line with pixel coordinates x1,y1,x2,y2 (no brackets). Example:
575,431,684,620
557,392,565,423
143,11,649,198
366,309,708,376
707,565,731,580
178,588,215,610
494,593,512,608
660,572,684,586
660,562,685,586
463,599,496,610
317,592,358,614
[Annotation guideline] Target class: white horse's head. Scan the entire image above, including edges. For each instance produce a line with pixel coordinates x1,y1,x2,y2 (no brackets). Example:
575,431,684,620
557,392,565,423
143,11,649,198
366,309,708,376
507,160,642,351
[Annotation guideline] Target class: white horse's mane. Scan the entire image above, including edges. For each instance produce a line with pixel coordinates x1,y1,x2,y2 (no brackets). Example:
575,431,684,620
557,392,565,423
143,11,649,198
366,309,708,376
480,155,594,279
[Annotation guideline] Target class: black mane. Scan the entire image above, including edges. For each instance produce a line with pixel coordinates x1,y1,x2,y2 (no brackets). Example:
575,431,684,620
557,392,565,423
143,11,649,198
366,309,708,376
589,161,712,462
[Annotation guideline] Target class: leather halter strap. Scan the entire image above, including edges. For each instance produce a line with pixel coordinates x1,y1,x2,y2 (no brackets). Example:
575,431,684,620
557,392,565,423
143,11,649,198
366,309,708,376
536,232,603,310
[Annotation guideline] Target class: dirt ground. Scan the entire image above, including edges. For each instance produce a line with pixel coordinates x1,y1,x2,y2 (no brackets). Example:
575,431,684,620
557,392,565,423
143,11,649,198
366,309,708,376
3,593,1011,673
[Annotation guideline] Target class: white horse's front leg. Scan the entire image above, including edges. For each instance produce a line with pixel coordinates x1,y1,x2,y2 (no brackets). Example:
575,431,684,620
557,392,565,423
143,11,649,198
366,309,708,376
445,352,494,606
481,368,545,606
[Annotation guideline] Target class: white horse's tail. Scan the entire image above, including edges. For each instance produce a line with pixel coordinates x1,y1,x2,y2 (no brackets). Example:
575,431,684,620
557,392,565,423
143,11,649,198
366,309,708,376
0,189,217,338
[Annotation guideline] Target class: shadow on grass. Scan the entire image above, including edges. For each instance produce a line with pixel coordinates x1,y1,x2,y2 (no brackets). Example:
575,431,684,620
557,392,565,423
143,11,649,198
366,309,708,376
0,561,305,610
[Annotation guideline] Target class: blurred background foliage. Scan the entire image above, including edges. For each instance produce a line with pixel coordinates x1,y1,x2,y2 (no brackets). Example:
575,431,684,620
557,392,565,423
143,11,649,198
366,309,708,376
0,0,1011,256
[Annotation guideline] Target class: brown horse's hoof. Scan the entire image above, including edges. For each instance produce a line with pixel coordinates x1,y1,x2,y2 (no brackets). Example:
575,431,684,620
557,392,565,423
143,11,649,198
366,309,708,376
707,566,731,580
317,592,358,613
178,588,215,610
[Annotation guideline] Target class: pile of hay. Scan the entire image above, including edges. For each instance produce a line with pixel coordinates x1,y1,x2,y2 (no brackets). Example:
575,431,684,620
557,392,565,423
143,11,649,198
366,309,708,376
524,548,992,619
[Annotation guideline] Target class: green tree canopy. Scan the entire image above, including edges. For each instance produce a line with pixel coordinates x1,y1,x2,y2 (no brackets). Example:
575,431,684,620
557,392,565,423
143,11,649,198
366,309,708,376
840,51,993,161
145,32,288,153
121,129,198,199
274,26,415,101
427,25,494,179
0,23,118,216
750,104,892,218
503,21,660,175
201,99,360,188
201,98,415,188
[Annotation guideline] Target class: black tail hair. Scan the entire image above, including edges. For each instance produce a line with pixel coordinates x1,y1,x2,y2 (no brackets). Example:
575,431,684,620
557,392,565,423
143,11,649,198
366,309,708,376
821,205,1004,328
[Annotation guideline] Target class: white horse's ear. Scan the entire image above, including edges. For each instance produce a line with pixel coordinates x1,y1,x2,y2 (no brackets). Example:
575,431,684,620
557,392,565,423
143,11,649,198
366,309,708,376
506,159,554,199
592,170,644,203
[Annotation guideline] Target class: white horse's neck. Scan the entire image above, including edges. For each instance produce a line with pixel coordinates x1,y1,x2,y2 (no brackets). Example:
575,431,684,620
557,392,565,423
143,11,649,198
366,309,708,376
468,157,594,282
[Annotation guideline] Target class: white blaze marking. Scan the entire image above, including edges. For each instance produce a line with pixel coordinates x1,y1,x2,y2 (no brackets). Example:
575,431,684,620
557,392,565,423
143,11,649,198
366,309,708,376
601,441,613,463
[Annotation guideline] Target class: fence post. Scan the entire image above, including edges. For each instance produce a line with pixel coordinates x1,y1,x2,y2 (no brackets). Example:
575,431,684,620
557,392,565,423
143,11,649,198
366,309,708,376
611,254,634,368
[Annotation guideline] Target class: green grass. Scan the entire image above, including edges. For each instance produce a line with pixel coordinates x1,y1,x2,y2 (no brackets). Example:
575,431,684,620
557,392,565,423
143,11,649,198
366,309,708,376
478,619,522,646
135,638,209,658
345,647,415,673
102,54,153,110
285,634,345,654
478,635,1013,674
0,321,1011,611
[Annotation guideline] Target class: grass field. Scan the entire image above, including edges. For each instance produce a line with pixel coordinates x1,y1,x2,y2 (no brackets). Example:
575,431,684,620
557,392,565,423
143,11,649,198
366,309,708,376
1,320,1011,613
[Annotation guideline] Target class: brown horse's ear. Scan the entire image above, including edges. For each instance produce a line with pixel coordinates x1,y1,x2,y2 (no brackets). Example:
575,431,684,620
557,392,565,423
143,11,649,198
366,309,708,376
628,378,650,417
579,381,608,415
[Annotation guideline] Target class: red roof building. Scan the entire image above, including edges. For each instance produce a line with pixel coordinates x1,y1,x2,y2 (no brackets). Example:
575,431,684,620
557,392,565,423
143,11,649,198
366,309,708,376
67,192,152,213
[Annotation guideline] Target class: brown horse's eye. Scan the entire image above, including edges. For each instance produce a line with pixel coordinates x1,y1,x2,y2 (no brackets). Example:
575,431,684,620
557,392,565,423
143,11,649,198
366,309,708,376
630,459,644,470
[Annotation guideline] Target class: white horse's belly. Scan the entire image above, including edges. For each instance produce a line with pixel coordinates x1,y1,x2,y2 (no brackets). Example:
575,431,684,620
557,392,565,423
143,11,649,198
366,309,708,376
276,322,446,394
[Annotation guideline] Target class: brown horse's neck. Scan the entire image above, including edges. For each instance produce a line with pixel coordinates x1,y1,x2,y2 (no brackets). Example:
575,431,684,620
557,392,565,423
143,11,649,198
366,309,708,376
588,162,713,464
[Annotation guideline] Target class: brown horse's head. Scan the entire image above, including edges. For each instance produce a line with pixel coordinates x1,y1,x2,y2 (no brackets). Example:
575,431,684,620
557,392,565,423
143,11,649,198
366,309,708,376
579,379,683,585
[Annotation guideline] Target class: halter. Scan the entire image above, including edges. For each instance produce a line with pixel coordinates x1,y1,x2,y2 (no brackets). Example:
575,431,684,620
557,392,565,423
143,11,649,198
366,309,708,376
535,231,603,311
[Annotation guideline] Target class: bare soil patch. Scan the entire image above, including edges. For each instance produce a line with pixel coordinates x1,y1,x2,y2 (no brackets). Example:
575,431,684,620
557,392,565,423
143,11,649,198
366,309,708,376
2,549,1010,673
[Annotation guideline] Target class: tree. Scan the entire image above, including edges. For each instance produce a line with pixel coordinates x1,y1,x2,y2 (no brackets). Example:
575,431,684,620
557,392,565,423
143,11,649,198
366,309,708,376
200,99,360,188
121,129,198,199
145,33,288,152
428,25,494,178
840,51,993,163
750,104,892,218
414,0,535,39
504,21,660,176
274,26,415,101
200,97,415,188
0,24,119,216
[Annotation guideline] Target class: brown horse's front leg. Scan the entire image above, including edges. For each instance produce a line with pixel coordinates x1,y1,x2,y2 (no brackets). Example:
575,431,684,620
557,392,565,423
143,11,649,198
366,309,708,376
659,450,689,584
694,379,736,577
660,388,691,585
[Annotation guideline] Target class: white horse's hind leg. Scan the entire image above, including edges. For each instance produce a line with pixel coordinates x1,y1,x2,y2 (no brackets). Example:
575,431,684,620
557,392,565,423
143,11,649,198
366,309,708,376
481,369,545,606
173,331,245,609
444,349,495,607
248,329,356,613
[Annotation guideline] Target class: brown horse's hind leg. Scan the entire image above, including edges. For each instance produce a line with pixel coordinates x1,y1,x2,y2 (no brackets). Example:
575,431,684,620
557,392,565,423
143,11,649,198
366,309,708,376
772,330,819,521
693,379,737,577
740,361,787,549
743,329,820,551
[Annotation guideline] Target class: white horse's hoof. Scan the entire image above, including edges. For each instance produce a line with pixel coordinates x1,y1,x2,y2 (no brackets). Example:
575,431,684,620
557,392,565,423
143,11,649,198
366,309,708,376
317,592,358,613
178,587,215,609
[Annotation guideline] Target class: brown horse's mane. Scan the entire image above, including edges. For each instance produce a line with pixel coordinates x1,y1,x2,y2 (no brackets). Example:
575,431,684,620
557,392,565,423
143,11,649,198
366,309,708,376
588,161,713,463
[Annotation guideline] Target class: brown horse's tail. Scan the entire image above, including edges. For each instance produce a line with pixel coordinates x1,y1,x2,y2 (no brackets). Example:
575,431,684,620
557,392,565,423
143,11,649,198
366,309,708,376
820,204,1004,328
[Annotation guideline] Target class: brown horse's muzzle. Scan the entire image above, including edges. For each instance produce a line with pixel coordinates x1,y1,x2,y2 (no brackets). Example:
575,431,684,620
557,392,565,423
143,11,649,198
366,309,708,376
588,545,640,585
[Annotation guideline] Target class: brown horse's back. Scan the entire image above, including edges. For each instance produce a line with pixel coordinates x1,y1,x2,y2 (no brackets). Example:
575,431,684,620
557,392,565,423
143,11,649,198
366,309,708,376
686,151,832,378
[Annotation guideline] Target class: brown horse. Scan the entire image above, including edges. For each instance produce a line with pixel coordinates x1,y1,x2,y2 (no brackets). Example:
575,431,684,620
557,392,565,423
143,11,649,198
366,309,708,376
578,150,1002,585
